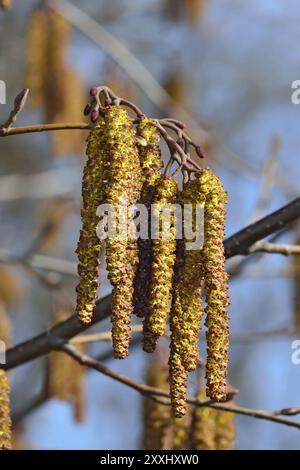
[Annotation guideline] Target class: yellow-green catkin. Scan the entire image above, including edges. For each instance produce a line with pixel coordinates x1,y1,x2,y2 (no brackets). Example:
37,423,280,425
190,389,217,450
133,118,163,319
168,349,188,418
105,107,142,359
172,414,190,450
214,408,235,450
0,370,12,450
143,357,171,450
142,177,178,353
76,119,110,324
170,178,206,372
200,169,229,402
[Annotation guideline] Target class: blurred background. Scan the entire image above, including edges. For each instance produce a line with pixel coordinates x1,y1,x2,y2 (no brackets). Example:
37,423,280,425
0,0,300,450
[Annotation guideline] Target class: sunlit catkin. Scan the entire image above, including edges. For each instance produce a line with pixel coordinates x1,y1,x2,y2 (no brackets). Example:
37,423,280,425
170,178,206,372
168,348,188,418
190,389,216,450
134,117,163,319
200,169,229,402
105,106,142,359
142,177,177,353
76,119,110,324
0,370,12,450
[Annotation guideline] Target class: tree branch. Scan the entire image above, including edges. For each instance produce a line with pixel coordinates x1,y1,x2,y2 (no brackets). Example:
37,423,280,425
0,122,90,137
60,343,300,431
248,241,300,256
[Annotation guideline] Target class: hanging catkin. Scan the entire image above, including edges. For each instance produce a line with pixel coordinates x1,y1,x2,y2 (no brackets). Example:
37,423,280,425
214,407,235,450
25,6,49,108
142,176,178,353
105,106,142,359
133,117,163,319
190,389,217,450
76,119,110,324
143,356,171,450
0,370,12,450
200,169,229,402
170,177,206,372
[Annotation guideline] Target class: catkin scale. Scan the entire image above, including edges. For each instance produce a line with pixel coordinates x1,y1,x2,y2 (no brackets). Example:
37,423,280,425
76,119,110,324
134,118,163,319
104,107,142,359
142,177,178,353
0,370,12,450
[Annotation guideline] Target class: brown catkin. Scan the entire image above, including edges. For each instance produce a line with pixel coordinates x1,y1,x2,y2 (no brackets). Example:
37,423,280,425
170,178,206,372
133,117,163,319
75,119,110,324
200,169,229,402
185,0,206,26
142,177,178,353
0,301,11,348
0,370,12,450
104,107,142,359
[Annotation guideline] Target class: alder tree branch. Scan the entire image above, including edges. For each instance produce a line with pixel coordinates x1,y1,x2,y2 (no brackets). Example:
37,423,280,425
247,241,300,256
59,343,300,431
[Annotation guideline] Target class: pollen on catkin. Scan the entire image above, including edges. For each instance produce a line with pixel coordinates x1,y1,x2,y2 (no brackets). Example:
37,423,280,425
168,349,188,418
199,169,230,402
142,177,178,353
0,370,12,450
75,119,110,324
170,178,206,372
104,106,142,359
133,117,163,319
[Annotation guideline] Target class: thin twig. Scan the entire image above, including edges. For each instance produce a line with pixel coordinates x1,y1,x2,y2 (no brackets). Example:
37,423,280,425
248,241,300,256
0,122,90,137
61,344,300,431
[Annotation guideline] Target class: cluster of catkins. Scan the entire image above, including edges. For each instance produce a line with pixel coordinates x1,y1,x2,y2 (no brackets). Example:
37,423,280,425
75,102,229,416
143,353,235,451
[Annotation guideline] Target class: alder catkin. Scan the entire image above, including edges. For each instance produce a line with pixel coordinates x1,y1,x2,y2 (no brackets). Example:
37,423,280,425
25,6,49,108
200,169,229,402
76,119,110,324
170,178,206,372
214,408,235,450
104,107,142,359
142,177,178,353
0,370,12,450
168,349,188,418
143,357,171,450
190,389,217,450
0,0,11,10
133,118,163,319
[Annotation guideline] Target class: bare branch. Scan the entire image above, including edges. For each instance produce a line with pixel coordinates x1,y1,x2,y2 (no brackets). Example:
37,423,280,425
248,241,300,256
61,344,300,431
0,122,90,137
